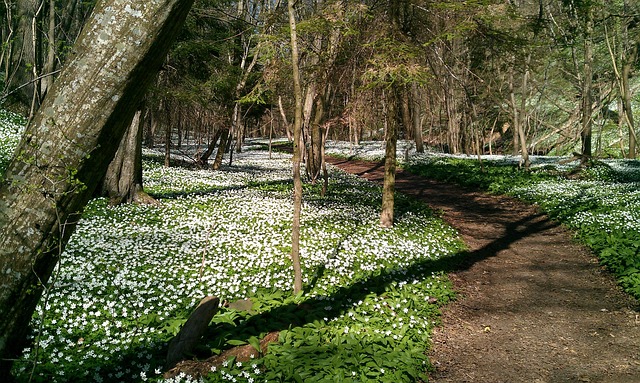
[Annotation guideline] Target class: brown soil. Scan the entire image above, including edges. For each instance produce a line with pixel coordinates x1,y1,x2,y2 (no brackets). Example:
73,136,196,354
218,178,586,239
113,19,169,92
327,157,640,383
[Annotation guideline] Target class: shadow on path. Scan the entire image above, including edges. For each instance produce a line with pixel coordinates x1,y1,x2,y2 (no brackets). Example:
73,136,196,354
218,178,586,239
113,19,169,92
327,156,640,383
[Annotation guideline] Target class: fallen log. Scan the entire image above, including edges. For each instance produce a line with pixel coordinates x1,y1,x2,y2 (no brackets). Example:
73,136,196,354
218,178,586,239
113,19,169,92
164,296,220,371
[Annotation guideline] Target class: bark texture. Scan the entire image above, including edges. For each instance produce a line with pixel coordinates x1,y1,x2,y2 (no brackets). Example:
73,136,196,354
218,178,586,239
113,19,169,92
380,90,398,228
165,296,220,371
0,0,194,377
288,0,303,294
102,110,150,205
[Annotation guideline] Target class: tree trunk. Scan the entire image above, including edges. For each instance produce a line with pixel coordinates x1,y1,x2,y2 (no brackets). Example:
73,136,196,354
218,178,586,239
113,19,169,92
102,110,156,205
621,43,637,158
580,8,594,163
8,0,37,110
401,85,412,139
0,0,194,378
509,56,531,169
212,128,229,171
308,93,324,182
278,95,292,141
40,0,56,99
380,90,397,228
197,127,223,166
411,82,424,153
518,54,531,168
288,0,303,295
445,82,460,154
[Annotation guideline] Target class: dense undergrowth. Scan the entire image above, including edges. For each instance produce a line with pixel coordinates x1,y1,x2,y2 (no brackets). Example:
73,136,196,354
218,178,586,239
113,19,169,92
1,114,463,382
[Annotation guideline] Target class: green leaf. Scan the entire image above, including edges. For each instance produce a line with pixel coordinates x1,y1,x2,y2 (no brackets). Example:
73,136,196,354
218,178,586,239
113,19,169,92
226,339,248,346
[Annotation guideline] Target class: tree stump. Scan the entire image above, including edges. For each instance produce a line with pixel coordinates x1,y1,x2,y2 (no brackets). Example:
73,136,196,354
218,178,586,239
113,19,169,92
164,296,220,371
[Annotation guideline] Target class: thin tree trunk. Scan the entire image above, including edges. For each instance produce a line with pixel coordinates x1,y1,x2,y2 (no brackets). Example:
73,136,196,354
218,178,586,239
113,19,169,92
622,45,637,158
411,82,424,153
380,90,397,228
308,94,324,182
517,55,531,168
580,8,594,163
0,0,194,377
164,120,171,167
401,85,412,139
278,95,292,141
288,0,303,294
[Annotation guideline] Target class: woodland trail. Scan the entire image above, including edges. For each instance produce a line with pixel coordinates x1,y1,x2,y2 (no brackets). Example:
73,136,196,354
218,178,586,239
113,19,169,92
326,157,640,383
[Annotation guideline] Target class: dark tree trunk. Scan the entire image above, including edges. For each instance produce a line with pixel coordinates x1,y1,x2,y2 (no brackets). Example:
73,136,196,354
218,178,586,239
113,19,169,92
164,121,171,167
212,128,229,170
8,0,37,110
411,83,424,153
580,8,594,162
0,0,194,378
197,127,223,166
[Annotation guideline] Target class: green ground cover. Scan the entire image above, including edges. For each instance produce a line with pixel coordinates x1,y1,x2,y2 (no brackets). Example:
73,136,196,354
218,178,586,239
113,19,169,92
405,155,640,300
323,139,640,301
1,115,463,382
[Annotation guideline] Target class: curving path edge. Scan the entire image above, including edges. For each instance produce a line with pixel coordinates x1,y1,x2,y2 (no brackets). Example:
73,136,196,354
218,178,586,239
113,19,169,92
327,157,640,383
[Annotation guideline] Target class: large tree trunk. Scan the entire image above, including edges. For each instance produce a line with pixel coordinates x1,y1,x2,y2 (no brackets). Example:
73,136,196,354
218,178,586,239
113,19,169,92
0,0,194,378
102,110,156,205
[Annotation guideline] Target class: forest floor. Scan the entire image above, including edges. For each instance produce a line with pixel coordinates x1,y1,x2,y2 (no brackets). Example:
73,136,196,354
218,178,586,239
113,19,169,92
326,157,640,383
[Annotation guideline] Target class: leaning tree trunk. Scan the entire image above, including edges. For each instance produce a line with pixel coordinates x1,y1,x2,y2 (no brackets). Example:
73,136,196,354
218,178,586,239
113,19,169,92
0,0,194,378
212,128,230,171
197,127,223,166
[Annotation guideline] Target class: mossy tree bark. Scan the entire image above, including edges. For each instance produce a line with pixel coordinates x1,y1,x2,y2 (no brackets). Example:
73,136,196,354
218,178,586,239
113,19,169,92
0,0,194,378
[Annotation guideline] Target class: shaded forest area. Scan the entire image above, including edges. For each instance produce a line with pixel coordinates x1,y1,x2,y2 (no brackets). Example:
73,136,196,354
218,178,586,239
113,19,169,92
2,0,639,165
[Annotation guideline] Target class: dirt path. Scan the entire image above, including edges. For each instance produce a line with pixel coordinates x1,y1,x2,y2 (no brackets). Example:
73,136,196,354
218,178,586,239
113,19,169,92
327,157,640,383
